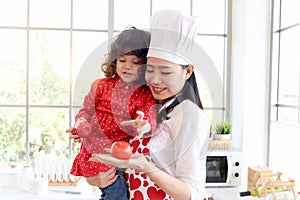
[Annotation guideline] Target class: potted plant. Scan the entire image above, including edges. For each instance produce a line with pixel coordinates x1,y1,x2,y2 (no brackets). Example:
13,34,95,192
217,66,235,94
212,121,232,140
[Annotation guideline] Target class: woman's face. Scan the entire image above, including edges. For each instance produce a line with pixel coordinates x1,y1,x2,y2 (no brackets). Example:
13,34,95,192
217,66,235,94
116,55,144,85
145,57,193,103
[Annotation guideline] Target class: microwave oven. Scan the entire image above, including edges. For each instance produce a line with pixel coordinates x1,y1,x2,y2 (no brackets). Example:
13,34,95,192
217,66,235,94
205,150,242,187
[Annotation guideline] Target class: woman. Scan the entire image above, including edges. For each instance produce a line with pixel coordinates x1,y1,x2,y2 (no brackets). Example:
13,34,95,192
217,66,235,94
90,10,210,200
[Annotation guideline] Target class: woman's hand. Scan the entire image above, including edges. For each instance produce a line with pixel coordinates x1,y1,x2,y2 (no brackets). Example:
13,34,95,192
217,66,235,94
85,167,118,188
89,149,157,173
120,110,151,139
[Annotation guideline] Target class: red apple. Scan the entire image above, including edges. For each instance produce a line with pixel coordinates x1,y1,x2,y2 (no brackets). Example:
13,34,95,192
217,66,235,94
77,121,92,138
111,141,133,160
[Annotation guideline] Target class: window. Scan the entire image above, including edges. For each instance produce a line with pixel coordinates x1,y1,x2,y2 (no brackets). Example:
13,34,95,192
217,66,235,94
269,0,300,189
0,0,229,169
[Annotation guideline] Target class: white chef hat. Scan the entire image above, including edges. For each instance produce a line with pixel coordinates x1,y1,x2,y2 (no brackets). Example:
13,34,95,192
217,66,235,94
147,9,199,65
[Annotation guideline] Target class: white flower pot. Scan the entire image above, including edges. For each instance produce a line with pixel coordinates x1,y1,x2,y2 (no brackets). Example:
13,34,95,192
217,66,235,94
213,134,231,140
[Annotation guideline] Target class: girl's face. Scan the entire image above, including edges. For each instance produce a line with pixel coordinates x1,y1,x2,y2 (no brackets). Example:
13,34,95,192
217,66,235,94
145,57,194,103
116,55,144,85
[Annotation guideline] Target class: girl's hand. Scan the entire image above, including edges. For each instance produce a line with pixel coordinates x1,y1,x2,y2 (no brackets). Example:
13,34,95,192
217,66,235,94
120,110,151,139
66,117,88,143
89,148,157,173
66,127,82,143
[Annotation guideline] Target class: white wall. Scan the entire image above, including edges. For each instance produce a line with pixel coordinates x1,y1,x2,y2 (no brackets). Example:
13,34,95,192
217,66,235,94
230,0,272,188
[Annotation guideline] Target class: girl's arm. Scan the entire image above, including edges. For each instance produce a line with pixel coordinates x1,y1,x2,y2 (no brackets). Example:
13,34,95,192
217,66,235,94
75,79,100,121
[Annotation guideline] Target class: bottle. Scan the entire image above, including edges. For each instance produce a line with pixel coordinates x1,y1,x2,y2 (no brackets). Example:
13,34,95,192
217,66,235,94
21,165,35,192
240,186,263,197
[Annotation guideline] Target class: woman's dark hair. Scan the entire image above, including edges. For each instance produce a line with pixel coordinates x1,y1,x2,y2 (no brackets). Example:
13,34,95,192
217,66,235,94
184,71,203,109
101,27,150,78
178,65,203,109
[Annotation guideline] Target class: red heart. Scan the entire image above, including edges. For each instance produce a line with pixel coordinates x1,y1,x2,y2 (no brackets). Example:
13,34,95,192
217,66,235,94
131,140,140,153
133,190,144,200
141,173,147,179
147,186,166,200
142,137,150,146
143,180,149,187
129,174,142,190
137,148,142,154
142,148,149,155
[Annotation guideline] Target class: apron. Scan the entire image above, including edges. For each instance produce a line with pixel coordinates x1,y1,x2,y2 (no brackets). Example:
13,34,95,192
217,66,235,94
126,137,173,200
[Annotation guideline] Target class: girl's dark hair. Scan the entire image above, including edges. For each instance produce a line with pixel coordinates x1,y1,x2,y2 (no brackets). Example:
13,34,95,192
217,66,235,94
101,27,151,78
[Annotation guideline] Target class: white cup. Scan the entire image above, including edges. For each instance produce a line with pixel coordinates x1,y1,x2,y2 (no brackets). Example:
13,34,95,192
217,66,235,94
28,177,48,195
0,167,22,188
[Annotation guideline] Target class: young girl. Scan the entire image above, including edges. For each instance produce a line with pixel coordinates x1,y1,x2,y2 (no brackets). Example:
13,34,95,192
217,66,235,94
68,27,157,200
91,10,210,200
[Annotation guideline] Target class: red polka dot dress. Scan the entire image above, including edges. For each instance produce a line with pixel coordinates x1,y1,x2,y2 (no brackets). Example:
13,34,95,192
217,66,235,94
126,138,173,200
70,76,157,177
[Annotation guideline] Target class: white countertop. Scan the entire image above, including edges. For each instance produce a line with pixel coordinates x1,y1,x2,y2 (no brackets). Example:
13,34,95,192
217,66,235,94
1,185,297,200
206,187,298,200
0,187,101,200
1,186,245,200
0,178,102,200
206,187,252,200
1,186,248,200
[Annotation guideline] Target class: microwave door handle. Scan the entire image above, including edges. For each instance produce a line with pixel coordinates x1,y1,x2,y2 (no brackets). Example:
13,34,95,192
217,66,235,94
227,155,232,184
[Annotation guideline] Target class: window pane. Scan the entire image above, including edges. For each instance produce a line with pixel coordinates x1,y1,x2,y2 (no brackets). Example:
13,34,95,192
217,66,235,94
72,32,107,75
152,0,190,16
278,107,299,124
114,0,150,30
73,0,108,30
0,108,26,166
278,26,300,106
193,39,225,109
0,30,26,105
204,109,224,126
30,0,70,28
29,108,69,164
29,30,70,105
269,123,300,186
281,0,300,28
193,0,226,34
195,36,225,83
0,0,27,27
72,31,107,106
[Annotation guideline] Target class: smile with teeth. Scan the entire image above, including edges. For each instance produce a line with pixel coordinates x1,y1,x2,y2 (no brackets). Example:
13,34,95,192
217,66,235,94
151,86,165,94
123,71,133,76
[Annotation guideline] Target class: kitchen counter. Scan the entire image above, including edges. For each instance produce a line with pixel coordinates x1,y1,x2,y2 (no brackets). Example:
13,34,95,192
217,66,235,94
206,187,298,200
0,178,102,200
1,185,297,200
207,187,255,200
0,186,100,200
1,186,245,200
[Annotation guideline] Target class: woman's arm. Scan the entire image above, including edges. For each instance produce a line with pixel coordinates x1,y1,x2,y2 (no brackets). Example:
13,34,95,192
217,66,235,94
145,167,191,200
85,167,118,188
91,152,191,200
91,102,209,200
